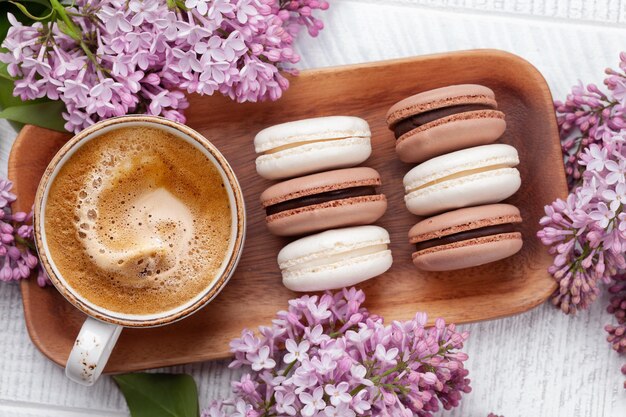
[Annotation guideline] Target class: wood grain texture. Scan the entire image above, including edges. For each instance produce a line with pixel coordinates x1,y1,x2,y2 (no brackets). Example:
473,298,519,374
1,1,625,416
9,50,567,374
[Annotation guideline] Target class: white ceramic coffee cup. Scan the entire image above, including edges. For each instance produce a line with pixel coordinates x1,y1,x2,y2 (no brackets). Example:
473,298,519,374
33,116,246,386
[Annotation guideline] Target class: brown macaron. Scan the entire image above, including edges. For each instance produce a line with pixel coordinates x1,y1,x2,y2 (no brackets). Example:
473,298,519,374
260,167,387,236
386,84,506,163
408,204,522,271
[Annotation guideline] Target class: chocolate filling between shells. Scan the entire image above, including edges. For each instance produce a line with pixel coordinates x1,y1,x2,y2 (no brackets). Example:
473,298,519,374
394,103,495,139
265,186,378,215
414,223,516,252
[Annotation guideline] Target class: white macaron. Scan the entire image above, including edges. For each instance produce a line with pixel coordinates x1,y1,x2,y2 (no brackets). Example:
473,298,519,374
277,225,392,292
254,116,372,180
403,143,521,216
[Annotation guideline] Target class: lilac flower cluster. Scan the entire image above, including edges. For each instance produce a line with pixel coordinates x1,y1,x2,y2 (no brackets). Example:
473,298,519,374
536,141,626,315
0,0,328,133
203,288,471,417
539,52,626,387
0,179,49,287
555,52,626,189
606,273,626,387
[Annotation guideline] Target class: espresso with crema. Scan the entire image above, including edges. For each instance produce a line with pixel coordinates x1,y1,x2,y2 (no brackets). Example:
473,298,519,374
44,126,232,315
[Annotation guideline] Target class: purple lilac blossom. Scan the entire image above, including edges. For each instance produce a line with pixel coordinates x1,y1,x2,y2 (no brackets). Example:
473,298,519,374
539,52,626,387
0,0,329,133
202,288,471,417
0,179,50,286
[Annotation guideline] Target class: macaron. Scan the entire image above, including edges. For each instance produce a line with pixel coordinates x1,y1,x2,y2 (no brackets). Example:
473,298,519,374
408,204,523,271
278,225,393,291
386,84,506,163
261,167,387,236
254,116,372,180
403,143,521,216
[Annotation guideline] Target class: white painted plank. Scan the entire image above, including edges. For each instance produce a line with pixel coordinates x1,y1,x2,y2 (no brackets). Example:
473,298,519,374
0,1,625,416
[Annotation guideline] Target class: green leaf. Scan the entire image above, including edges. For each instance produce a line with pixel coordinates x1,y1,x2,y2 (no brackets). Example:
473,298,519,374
8,1,54,21
0,76,54,109
0,1,53,45
0,62,12,81
50,0,80,41
0,77,21,108
20,0,53,7
2,0,54,7
114,373,200,417
0,100,67,132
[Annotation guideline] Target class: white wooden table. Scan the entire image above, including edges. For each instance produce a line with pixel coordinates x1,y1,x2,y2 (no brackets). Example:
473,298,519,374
1,1,625,416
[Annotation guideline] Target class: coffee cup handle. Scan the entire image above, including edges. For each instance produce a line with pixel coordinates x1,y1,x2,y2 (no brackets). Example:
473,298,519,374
65,317,123,386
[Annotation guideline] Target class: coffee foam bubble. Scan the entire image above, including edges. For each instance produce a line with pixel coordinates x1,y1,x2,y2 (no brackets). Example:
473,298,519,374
75,151,195,287
45,127,232,315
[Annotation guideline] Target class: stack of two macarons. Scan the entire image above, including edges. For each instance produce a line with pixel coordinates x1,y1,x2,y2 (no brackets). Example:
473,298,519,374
386,84,524,271
255,116,393,292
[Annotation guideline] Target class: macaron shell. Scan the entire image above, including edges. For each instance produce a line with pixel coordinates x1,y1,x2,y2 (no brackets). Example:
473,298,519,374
403,144,519,190
278,225,391,264
266,195,387,236
261,167,381,206
283,249,393,292
412,232,523,271
386,84,497,126
254,116,370,153
405,168,521,216
255,137,371,180
409,203,522,242
396,111,506,163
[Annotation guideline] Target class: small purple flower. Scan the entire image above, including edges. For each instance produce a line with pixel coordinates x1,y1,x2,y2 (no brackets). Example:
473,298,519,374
613,78,626,105
90,78,123,102
125,32,152,53
247,346,276,371
351,390,371,414
350,364,373,386
148,90,172,115
582,144,609,171
0,180,17,208
304,324,329,345
299,386,325,417
603,182,626,211
98,6,133,33
606,158,626,184
274,391,296,416
324,382,351,406
207,0,235,25
128,0,160,25
311,352,337,375
59,79,90,104
375,344,399,365
323,403,355,417
589,202,615,228
185,0,211,16
230,399,253,417
284,339,309,363
346,327,373,344
307,298,331,321
235,0,259,24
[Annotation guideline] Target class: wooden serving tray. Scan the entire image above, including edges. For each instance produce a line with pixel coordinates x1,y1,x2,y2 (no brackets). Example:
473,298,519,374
9,50,567,373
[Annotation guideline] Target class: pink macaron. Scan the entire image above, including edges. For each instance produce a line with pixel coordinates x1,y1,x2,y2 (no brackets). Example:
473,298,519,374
408,203,523,271
260,167,387,236
386,84,506,163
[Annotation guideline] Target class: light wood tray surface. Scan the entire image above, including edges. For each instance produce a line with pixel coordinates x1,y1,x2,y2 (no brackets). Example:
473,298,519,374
9,50,566,373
